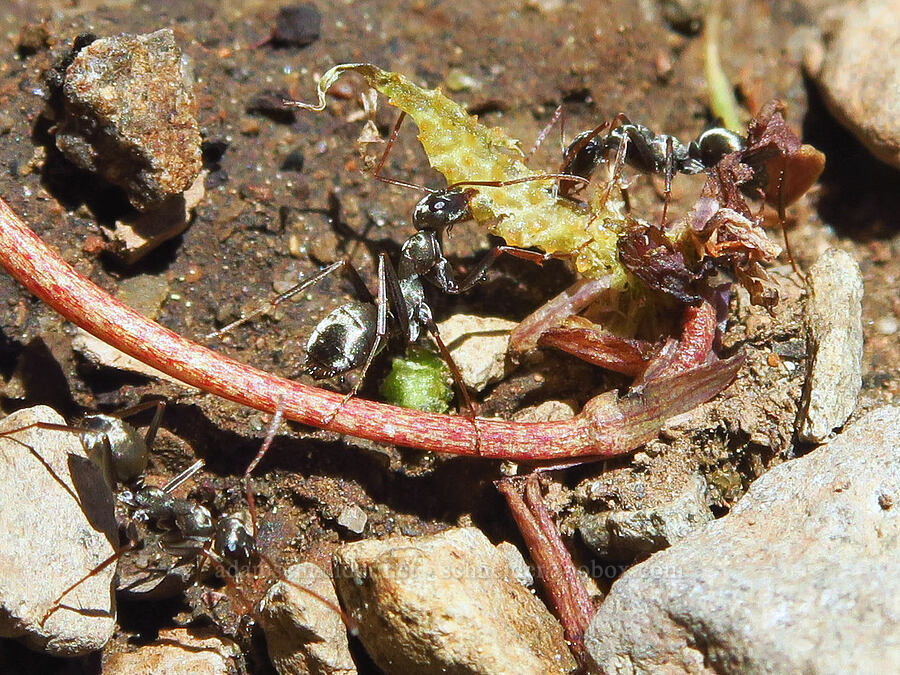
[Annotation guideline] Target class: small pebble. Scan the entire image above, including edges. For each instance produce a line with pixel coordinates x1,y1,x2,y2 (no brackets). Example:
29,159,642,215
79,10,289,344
272,4,323,48
798,249,864,443
435,314,518,392
875,315,898,336
336,504,368,534
444,68,479,92
53,29,202,210
101,171,206,264
579,473,713,559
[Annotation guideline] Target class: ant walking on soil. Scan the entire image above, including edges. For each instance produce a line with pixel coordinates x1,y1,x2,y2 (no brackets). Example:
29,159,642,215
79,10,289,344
1,400,345,632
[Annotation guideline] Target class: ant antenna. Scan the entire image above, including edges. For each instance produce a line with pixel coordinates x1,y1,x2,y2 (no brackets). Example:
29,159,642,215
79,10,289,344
525,104,565,163
205,260,347,341
447,173,590,191
372,111,436,193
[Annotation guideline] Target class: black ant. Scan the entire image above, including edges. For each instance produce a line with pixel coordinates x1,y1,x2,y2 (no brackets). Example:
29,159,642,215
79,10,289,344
113,459,259,598
557,108,815,281
208,109,589,422
0,401,259,622
24,401,347,634
560,113,745,223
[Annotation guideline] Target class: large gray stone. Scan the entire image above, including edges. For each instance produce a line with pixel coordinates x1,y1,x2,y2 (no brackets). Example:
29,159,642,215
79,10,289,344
585,406,900,674
805,0,900,169
0,406,117,656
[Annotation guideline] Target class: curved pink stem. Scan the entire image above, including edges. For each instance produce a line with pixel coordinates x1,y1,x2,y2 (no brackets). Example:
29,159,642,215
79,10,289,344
0,197,740,460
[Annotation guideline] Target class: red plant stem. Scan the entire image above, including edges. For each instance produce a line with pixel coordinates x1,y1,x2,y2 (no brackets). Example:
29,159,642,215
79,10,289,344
0,197,739,460
497,475,595,661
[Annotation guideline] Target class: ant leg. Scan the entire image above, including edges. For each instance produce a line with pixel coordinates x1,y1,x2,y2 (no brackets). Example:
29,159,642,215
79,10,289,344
525,104,565,163
243,399,284,537
39,543,134,626
423,314,478,418
601,114,632,210
162,459,205,494
448,172,591,194
661,135,675,227
443,245,560,295
206,260,350,340
371,111,434,193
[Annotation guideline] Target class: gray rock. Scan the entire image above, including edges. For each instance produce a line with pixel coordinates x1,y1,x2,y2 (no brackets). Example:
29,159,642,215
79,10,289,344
580,473,713,558
103,627,239,674
798,249,864,443
55,29,202,210
435,314,518,392
257,563,356,675
585,406,900,674
333,527,576,674
0,406,117,656
805,0,900,168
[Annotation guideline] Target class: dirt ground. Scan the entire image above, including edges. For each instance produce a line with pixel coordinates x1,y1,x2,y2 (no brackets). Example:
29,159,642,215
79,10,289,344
0,0,897,672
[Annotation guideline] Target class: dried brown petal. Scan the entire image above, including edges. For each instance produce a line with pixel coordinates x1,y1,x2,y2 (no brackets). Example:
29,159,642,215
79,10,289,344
618,223,702,303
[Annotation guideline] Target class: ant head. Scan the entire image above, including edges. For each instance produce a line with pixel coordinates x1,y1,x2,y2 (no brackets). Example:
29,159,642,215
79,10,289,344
690,128,745,169
412,188,474,232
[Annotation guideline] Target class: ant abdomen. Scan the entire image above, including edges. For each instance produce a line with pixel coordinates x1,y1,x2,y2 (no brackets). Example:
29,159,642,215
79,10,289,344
689,127,745,169
305,301,379,379
81,413,149,484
